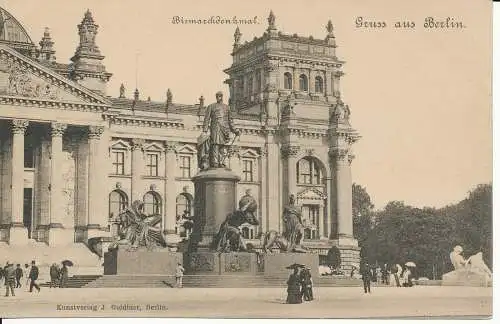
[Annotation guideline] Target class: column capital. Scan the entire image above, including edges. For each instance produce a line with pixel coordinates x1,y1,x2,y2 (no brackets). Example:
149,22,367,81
281,144,301,159
228,145,240,158
329,147,349,161
131,138,146,151
50,122,67,137
88,125,105,139
348,154,355,165
11,119,29,134
164,141,178,153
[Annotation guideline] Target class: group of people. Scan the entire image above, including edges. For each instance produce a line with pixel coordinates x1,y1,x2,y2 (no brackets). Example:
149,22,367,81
0,260,41,297
286,267,314,304
360,262,415,293
49,263,70,289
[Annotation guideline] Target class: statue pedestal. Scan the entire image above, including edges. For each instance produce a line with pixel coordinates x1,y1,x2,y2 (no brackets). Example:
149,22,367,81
442,267,492,287
183,251,258,275
103,249,183,275
191,168,240,248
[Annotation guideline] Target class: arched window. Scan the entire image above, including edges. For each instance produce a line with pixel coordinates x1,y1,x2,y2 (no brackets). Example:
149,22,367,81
315,76,323,93
143,191,162,216
176,193,192,221
297,157,322,185
284,72,292,90
299,74,308,91
109,190,128,219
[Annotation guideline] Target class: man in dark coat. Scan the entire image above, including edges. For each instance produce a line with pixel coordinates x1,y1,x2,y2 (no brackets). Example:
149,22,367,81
4,262,16,297
49,263,60,288
15,264,23,288
361,263,372,294
29,260,41,293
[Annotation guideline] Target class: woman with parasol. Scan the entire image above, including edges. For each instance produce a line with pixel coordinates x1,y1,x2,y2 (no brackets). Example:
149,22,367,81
286,263,303,304
59,260,73,288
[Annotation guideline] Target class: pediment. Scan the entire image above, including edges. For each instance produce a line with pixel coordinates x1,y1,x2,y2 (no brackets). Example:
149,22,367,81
110,139,131,150
143,142,164,152
297,187,326,201
0,45,110,109
177,144,196,154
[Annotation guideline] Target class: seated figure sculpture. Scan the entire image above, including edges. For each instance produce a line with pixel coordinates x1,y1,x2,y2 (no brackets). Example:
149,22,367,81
262,194,308,253
443,245,492,287
108,200,167,251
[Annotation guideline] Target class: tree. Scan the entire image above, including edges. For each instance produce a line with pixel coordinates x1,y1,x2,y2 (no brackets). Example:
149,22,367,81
326,246,342,269
352,183,375,242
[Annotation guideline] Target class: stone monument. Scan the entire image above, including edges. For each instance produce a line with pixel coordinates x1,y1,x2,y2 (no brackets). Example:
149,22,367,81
442,245,492,287
101,200,182,275
186,91,262,275
260,194,320,280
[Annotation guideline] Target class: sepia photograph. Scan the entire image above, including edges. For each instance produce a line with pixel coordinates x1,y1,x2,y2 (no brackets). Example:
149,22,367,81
0,0,493,319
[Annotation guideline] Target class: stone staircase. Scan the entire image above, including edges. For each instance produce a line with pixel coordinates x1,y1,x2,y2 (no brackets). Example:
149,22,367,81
40,275,102,288
71,274,365,288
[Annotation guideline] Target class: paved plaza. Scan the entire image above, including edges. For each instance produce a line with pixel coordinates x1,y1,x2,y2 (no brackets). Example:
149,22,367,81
0,286,492,319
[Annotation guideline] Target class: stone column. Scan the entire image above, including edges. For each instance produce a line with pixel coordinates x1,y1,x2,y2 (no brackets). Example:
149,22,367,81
131,138,145,202
228,145,240,178
48,122,69,246
330,148,353,239
281,144,300,204
333,71,342,97
164,141,180,246
87,125,105,239
318,203,325,239
293,68,299,91
325,176,333,239
259,146,268,234
265,138,280,232
9,119,29,245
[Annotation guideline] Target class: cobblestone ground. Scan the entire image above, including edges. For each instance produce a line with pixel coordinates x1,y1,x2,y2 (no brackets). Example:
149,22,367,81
0,286,492,319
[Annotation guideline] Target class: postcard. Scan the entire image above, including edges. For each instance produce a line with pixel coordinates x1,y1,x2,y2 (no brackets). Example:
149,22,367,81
0,0,492,319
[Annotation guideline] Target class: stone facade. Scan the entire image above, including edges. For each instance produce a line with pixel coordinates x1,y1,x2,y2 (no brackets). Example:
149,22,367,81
0,8,360,269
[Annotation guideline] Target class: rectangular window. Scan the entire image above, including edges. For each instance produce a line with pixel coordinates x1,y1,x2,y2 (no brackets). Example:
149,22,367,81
112,151,125,175
180,156,191,178
146,153,159,176
242,159,254,182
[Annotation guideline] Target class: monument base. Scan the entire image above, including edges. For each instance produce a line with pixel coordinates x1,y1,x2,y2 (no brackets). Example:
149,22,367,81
442,268,492,287
191,168,240,249
104,249,183,275
262,253,319,280
184,251,258,275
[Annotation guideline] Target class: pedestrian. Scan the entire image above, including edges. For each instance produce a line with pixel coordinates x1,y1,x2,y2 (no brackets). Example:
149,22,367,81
361,262,372,294
49,263,59,288
28,260,41,293
15,264,23,288
24,263,31,289
59,263,68,288
175,263,185,288
4,262,16,297
300,267,314,301
286,267,302,304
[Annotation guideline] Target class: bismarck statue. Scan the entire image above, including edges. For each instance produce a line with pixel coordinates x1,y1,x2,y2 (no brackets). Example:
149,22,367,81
198,91,240,170
262,194,308,253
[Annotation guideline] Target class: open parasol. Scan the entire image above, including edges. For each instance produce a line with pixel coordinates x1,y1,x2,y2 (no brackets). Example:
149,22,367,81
405,261,416,267
62,260,74,267
286,263,305,270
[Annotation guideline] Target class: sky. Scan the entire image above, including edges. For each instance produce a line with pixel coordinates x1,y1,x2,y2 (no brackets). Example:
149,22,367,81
1,0,492,209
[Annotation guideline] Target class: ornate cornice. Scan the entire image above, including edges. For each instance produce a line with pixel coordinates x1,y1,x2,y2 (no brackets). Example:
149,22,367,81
281,144,301,159
104,114,184,129
50,122,67,137
11,119,29,134
88,125,104,139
